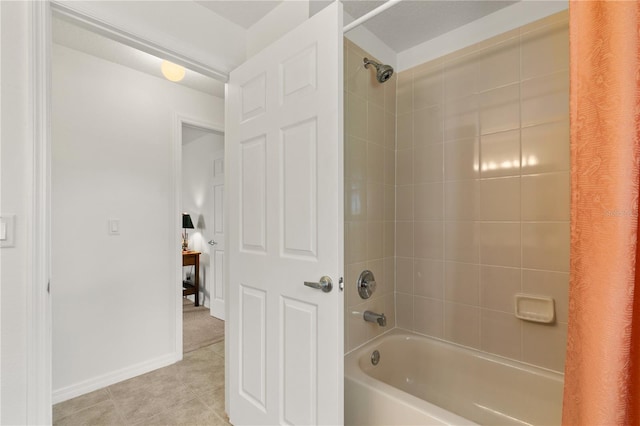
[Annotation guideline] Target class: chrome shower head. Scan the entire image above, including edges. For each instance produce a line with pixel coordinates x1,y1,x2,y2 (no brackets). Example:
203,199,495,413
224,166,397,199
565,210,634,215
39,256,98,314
363,57,394,83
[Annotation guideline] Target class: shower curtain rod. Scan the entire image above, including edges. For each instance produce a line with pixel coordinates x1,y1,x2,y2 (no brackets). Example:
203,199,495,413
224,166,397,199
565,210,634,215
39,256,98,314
343,0,405,33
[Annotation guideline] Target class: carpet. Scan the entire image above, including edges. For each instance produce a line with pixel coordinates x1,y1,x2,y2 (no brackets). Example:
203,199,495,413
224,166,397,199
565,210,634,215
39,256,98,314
183,298,225,353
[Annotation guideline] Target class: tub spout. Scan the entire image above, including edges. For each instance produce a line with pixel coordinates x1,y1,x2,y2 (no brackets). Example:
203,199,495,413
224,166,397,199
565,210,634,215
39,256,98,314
364,311,387,327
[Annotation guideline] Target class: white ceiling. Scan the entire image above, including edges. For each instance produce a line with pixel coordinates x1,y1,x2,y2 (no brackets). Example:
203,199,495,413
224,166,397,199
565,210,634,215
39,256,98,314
196,0,283,28
196,0,520,53
52,16,226,98
340,0,518,52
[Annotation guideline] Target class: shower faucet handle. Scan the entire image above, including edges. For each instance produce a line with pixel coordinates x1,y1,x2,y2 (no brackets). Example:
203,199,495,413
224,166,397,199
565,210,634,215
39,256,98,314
357,270,376,299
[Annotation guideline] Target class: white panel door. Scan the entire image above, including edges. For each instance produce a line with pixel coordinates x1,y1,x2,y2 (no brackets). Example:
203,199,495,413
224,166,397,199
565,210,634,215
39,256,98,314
210,148,225,320
226,3,344,425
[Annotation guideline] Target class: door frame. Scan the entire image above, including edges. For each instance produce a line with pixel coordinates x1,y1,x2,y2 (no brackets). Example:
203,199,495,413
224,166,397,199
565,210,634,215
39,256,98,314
27,2,53,424
29,1,229,422
173,115,225,360
208,144,226,320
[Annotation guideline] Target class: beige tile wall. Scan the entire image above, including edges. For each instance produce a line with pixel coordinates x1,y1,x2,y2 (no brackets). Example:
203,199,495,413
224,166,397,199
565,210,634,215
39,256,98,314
344,39,397,353
394,11,570,372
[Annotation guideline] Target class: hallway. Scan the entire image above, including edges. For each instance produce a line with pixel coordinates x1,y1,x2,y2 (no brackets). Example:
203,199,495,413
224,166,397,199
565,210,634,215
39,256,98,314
53,342,228,425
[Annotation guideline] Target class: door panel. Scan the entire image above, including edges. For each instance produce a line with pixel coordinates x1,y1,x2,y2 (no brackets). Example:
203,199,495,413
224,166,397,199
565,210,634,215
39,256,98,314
282,118,317,257
239,285,267,409
226,3,344,425
282,297,318,425
240,137,267,252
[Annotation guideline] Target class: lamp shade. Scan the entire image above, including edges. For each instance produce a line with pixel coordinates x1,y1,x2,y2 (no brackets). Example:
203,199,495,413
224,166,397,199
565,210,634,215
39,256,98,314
182,213,194,229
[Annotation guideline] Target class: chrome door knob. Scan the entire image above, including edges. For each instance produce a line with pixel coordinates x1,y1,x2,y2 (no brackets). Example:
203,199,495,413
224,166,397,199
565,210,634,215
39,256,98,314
304,276,333,293
208,240,218,246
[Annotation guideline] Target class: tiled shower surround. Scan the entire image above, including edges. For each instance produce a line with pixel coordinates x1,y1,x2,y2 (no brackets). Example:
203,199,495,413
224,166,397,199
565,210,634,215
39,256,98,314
344,39,398,352
345,11,569,373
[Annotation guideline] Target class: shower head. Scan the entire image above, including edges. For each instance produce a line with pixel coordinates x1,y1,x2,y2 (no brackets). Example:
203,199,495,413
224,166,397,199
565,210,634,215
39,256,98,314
363,58,394,83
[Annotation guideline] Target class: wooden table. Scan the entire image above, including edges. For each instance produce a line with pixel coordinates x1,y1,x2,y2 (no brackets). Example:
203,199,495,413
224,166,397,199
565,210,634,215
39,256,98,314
182,250,201,306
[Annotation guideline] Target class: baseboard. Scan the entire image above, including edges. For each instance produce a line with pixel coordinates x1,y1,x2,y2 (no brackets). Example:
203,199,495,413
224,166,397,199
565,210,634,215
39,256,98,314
52,352,180,404
184,294,209,309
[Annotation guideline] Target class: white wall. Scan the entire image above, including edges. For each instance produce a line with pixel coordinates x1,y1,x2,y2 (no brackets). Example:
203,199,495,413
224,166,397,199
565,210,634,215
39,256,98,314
1,2,31,423
182,129,224,307
0,0,236,420
51,43,223,401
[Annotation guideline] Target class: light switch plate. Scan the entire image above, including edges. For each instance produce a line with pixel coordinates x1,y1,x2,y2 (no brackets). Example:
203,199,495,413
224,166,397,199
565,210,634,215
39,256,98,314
108,219,120,235
0,215,16,248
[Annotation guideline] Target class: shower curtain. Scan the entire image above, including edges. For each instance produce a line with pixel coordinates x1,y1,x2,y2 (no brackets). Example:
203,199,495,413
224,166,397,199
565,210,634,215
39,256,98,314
563,1,640,424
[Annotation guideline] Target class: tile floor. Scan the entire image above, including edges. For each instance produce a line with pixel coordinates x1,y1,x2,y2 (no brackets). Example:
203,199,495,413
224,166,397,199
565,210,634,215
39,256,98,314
53,341,229,425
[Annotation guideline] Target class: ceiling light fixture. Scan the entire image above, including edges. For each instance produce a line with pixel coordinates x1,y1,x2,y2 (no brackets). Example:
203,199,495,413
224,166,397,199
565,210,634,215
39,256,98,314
161,60,186,82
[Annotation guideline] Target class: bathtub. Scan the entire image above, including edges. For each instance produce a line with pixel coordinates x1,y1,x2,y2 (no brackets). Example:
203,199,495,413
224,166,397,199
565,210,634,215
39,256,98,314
345,329,564,425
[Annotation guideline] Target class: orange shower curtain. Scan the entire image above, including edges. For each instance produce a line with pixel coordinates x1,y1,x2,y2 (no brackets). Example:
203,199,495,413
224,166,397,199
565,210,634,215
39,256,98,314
563,1,640,424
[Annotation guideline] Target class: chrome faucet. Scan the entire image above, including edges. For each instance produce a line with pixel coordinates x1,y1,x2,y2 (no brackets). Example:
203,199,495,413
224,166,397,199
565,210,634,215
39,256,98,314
363,311,387,327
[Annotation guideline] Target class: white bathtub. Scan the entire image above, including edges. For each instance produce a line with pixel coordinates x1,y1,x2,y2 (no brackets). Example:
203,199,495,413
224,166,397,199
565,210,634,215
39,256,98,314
345,329,564,425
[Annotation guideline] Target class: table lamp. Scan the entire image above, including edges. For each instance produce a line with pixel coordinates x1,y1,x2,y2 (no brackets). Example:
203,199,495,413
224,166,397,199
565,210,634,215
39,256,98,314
182,213,194,251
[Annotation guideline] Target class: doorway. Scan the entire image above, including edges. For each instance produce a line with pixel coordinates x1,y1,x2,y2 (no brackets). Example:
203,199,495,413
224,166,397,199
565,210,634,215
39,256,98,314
181,123,225,353
50,13,227,415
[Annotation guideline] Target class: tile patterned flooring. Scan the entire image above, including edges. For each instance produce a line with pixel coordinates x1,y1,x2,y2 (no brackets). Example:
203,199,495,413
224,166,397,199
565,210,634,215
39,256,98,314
53,341,229,425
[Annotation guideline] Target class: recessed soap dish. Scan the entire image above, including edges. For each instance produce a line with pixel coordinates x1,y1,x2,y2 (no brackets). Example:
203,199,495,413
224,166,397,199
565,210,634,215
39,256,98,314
514,294,555,323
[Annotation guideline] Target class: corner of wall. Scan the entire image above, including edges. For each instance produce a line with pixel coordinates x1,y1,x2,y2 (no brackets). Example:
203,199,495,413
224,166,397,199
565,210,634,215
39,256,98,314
343,10,397,70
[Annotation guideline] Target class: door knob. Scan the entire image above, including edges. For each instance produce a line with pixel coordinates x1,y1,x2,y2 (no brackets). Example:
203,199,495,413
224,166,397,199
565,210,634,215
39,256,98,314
208,240,218,246
304,276,333,293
